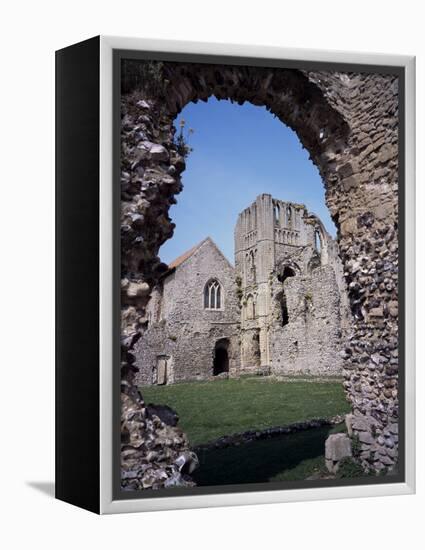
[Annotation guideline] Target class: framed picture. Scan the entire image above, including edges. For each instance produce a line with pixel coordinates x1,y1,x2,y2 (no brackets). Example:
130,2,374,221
55,35,415,514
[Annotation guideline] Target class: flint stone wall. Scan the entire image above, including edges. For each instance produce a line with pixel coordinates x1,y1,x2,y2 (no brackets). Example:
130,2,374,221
270,265,344,375
120,61,399,478
235,194,349,376
133,237,240,385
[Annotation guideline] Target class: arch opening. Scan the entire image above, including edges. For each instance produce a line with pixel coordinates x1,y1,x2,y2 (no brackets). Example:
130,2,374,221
278,265,296,284
315,229,322,253
120,59,400,482
213,339,230,376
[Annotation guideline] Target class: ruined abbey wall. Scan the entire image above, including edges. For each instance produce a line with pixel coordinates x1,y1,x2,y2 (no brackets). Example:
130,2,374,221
235,194,348,376
134,193,347,386
133,238,240,385
269,265,344,375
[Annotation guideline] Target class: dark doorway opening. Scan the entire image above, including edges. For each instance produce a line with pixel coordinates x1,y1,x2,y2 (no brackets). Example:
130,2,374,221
281,294,289,326
213,339,229,376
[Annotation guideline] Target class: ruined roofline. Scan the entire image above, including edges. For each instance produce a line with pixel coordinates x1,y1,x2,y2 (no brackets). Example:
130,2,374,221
235,194,308,227
304,211,333,241
163,236,234,279
235,194,336,234
242,193,308,213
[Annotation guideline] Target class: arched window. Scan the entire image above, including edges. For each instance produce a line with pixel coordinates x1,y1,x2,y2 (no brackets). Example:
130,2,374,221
249,250,256,283
314,229,322,253
204,279,222,309
274,202,280,225
286,205,292,225
246,294,255,320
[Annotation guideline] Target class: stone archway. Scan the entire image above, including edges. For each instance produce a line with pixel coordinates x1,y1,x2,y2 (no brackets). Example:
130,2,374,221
120,60,399,478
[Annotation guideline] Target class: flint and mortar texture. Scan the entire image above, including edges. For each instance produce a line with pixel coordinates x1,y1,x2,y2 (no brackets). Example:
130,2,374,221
134,197,348,384
235,194,350,376
120,61,399,481
133,237,240,384
121,382,198,490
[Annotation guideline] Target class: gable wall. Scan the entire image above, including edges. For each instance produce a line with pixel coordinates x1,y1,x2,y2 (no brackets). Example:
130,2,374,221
133,240,240,385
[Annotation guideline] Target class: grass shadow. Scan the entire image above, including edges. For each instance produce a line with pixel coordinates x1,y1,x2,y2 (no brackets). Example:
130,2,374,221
193,425,334,486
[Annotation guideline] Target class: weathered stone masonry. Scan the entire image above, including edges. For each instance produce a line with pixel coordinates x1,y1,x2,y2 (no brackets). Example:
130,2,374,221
120,60,399,487
133,237,240,385
235,193,350,377
134,196,348,386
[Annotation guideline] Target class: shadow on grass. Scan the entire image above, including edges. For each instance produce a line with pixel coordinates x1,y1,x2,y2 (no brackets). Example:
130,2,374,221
193,425,333,486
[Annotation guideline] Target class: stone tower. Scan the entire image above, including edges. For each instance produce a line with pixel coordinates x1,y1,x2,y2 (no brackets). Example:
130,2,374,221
235,194,349,375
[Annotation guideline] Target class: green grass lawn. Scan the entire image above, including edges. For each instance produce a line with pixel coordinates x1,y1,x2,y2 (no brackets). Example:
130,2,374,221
140,377,350,446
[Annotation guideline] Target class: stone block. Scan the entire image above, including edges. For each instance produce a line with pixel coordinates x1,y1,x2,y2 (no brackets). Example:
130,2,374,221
345,413,354,437
340,217,357,235
338,161,359,179
358,431,374,445
342,175,358,192
149,144,169,161
369,307,384,317
127,281,150,298
374,201,393,221
388,301,398,317
377,144,395,164
325,433,352,473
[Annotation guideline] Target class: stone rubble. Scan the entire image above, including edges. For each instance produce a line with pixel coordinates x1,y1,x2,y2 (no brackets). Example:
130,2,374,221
121,381,198,490
325,433,352,473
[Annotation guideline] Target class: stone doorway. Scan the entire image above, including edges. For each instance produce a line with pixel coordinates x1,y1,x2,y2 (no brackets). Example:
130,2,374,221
155,355,170,385
213,339,229,376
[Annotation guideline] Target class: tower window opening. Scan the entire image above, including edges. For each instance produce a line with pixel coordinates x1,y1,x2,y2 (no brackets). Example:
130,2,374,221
280,293,289,326
274,203,280,225
315,229,322,253
246,294,256,320
286,205,292,224
248,250,256,283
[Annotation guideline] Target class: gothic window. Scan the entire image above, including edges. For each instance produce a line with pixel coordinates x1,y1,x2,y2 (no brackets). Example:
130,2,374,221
204,279,222,309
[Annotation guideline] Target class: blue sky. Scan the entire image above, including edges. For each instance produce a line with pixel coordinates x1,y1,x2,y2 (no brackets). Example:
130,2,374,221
159,97,336,265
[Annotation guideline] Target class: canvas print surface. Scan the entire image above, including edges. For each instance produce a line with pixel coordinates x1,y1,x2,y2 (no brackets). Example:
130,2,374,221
119,56,401,493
